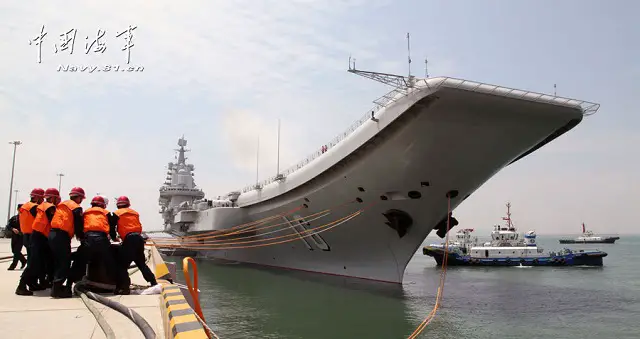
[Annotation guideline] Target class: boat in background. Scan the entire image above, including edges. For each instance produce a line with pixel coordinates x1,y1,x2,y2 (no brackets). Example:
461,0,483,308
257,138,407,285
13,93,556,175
559,223,620,244
423,203,608,266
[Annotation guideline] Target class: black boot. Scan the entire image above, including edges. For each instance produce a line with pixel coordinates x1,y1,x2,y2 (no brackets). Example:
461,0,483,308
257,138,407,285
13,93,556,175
51,282,72,298
64,284,74,296
15,284,33,296
39,278,52,289
28,282,46,291
114,285,131,295
7,262,17,271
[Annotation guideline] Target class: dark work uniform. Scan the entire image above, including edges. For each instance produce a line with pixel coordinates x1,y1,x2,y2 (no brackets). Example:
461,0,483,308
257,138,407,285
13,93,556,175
50,208,84,288
22,205,38,267
89,212,126,289
110,213,157,286
19,206,55,290
5,214,26,270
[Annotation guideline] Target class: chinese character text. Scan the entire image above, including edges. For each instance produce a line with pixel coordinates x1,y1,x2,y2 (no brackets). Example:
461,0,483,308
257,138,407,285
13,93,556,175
54,29,77,55
115,25,137,64
85,29,107,54
28,25,47,63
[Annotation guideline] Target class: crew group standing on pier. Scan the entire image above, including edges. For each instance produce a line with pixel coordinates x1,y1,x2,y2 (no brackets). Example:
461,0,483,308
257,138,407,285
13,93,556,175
6,187,157,298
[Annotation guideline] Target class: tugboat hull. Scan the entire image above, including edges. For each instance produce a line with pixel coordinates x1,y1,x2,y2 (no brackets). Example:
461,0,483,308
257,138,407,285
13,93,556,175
559,237,619,244
423,246,607,267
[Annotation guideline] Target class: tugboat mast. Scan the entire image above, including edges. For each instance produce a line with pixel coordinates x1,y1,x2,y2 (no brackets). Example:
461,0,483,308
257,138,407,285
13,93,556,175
502,202,515,230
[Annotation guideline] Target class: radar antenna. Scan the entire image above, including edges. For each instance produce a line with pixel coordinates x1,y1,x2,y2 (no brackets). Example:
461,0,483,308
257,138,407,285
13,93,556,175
425,56,429,78
175,135,190,165
348,33,417,90
254,136,261,189
275,119,284,181
407,32,412,79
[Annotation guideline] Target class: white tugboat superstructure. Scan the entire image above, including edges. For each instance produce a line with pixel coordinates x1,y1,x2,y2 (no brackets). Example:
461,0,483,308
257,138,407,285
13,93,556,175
423,203,608,267
155,60,600,283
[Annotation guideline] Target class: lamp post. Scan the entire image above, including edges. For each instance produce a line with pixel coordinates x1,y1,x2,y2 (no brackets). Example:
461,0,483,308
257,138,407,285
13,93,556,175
56,173,65,192
13,189,19,212
7,140,22,223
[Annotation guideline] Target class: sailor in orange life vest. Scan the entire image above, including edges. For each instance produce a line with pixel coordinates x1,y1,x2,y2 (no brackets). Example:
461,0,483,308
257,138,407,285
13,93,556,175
48,187,86,298
16,188,45,292
18,188,45,264
111,196,157,287
83,195,130,294
15,188,60,296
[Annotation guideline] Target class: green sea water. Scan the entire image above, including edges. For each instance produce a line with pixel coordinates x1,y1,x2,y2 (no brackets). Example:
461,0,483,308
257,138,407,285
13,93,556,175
173,235,640,339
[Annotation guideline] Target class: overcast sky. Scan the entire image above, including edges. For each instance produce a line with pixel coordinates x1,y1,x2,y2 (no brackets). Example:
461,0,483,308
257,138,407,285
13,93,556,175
1,0,638,235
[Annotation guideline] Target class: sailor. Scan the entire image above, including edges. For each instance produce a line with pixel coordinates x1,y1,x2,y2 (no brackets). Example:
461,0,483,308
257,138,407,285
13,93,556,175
32,188,61,288
112,196,157,289
19,188,45,262
83,196,129,294
97,193,109,209
5,204,26,271
15,188,58,295
48,187,86,298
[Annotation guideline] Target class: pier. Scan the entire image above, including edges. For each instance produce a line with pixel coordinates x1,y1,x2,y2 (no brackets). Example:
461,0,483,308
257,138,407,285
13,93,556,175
0,238,208,339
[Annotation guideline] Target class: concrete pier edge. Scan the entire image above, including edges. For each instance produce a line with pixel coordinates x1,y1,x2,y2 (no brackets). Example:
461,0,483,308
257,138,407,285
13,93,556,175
151,244,209,339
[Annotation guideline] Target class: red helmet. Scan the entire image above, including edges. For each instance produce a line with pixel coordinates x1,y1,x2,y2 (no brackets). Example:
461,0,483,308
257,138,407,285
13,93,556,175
30,188,45,198
91,196,106,208
69,187,86,198
116,196,130,207
44,188,60,198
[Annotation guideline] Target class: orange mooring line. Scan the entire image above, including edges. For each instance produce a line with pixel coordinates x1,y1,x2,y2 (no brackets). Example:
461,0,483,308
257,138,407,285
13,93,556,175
407,194,453,339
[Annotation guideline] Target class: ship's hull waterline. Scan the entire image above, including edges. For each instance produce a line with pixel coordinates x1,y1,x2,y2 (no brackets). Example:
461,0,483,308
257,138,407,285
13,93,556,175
164,82,586,284
559,237,620,244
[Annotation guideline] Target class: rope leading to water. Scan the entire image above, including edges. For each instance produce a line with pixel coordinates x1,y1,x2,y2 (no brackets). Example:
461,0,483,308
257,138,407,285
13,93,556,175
151,209,363,250
407,193,454,339
150,198,359,245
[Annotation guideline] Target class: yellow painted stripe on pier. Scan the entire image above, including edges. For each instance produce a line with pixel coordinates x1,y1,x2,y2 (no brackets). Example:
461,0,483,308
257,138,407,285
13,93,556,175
165,295,186,302
151,243,173,280
170,313,198,328
167,303,192,313
155,262,171,280
153,246,207,339
174,328,209,339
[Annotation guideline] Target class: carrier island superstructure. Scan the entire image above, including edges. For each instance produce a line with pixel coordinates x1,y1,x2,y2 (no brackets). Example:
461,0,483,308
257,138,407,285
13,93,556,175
156,62,600,284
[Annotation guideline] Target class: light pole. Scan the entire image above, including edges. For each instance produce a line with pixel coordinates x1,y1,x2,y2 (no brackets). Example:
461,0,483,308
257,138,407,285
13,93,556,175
56,173,65,192
13,189,19,212
7,140,22,223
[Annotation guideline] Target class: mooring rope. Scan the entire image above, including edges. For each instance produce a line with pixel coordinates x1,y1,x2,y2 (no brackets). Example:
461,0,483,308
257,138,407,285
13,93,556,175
407,192,455,338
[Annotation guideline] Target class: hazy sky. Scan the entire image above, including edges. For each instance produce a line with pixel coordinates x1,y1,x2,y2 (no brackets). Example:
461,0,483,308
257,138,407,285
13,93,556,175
1,1,638,235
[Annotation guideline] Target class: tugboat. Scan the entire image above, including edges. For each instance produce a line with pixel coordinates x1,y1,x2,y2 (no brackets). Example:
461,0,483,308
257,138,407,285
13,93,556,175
422,203,608,266
558,223,620,244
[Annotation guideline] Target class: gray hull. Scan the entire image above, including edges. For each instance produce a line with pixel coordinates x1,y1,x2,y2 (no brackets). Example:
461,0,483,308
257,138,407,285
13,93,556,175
559,237,619,244
171,79,588,284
